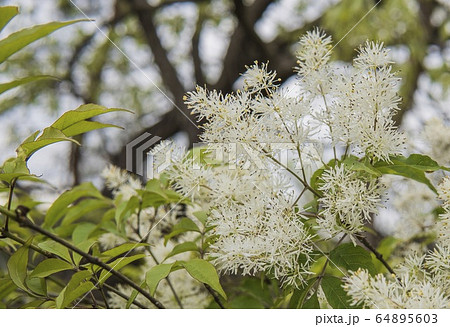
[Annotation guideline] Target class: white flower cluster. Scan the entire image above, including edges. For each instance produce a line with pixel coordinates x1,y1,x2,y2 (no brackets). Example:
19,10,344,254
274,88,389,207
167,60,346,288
209,189,313,288
343,176,450,309
343,260,449,309
436,176,450,247
166,30,407,288
318,165,384,240
101,164,142,201
296,30,405,161
165,155,313,287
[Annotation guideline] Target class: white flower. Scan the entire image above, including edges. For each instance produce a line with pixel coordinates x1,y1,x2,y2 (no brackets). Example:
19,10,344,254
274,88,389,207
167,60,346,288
101,165,129,189
208,193,313,288
318,165,384,239
344,248,450,309
343,266,449,309
98,232,125,250
242,61,280,94
438,176,450,205
354,41,392,69
295,28,333,95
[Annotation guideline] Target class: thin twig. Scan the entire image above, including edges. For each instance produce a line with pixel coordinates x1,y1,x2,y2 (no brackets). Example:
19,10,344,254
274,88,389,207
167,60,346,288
0,205,165,308
357,235,401,284
0,228,57,258
102,284,147,309
204,283,225,309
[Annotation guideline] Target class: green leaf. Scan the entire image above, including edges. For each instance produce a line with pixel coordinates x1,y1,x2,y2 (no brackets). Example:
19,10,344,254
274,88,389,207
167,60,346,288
56,270,93,308
126,283,144,309
343,156,381,177
25,277,47,296
0,19,85,64
374,154,443,193
72,239,97,266
0,6,19,32
17,127,78,160
100,243,148,260
7,238,32,291
181,259,226,300
302,292,320,309
140,179,183,208
0,75,55,95
321,276,353,309
58,120,123,137
72,223,97,245
20,299,47,309
51,103,131,135
98,254,146,284
329,243,376,276
62,198,111,226
0,156,31,183
37,240,71,262
145,262,177,296
164,217,200,244
390,154,442,171
192,211,208,226
115,195,140,228
0,278,16,299
164,242,199,261
229,295,264,309
288,278,317,309
30,259,73,278
44,182,103,228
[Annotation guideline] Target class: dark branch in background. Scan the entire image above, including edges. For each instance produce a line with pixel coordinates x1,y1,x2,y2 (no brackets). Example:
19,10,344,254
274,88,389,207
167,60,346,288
192,9,206,86
63,14,125,185
213,0,275,92
393,0,440,126
111,0,281,170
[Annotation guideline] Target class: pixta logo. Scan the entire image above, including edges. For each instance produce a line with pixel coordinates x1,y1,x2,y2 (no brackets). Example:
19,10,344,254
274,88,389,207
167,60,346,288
126,133,161,179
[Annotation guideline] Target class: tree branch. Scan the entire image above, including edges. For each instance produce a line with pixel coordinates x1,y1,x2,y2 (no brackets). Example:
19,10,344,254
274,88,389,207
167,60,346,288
0,205,165,308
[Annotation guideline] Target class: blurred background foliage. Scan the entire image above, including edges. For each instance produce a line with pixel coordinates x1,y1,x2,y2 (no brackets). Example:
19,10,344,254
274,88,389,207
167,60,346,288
0,0,449,188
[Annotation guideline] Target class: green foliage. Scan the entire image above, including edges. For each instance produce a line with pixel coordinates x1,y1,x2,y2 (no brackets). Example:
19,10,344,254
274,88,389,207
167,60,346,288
164,242,199,261
97,254,146,285
320,276,354,309
329,243,376,276
288,278,318,309
0,75,56,96
146,262,177,296
44,182,105,229
30,259,73,278
0,6,19,32
145,259,226,300
55,270,94,308
0,7,84,97
374,154,443,193
0,19,84,63
181,259,227,300
7,239,32,292
164,217,201,244
50,103,131,137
